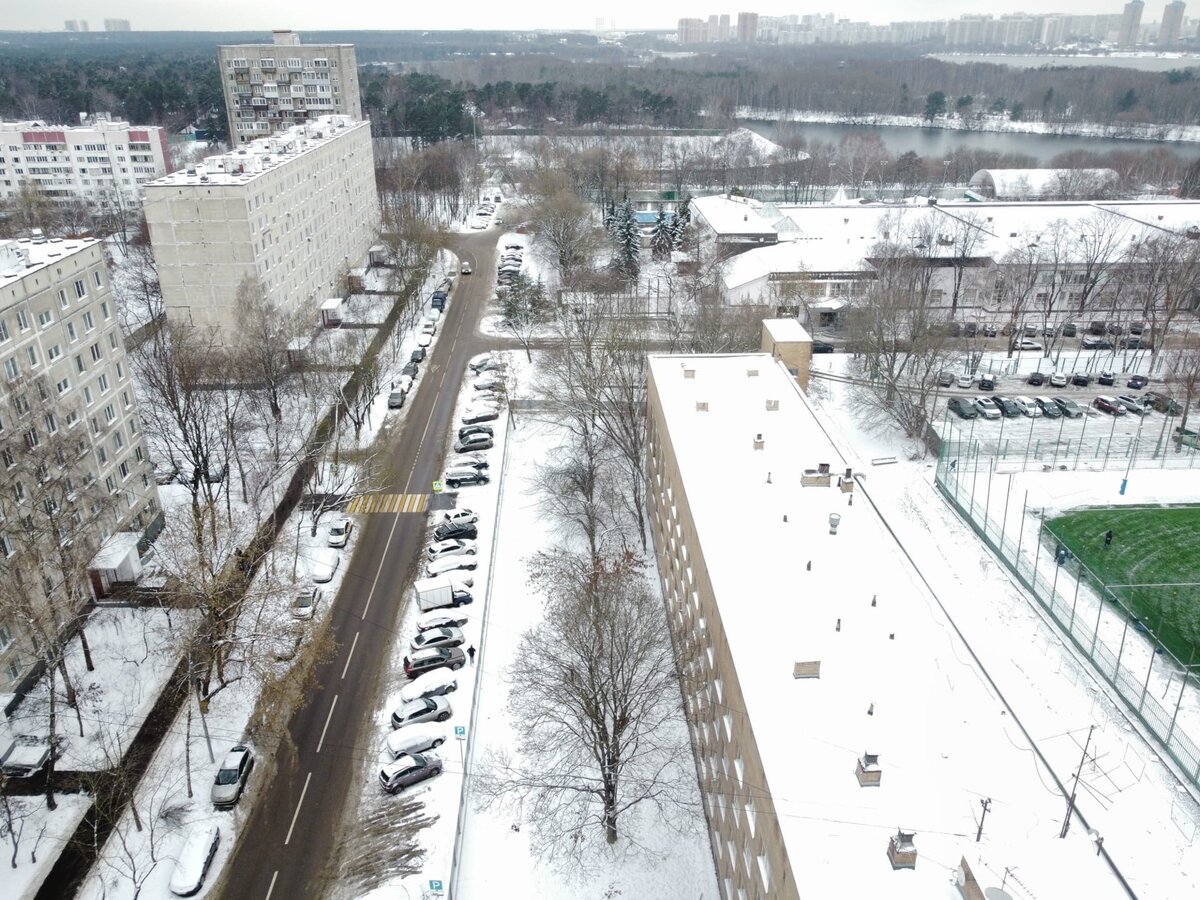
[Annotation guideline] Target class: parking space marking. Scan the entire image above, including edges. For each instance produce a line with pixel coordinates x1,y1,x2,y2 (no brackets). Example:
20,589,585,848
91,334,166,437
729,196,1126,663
341,631,360,679
317,695,338,754
284,772,312,846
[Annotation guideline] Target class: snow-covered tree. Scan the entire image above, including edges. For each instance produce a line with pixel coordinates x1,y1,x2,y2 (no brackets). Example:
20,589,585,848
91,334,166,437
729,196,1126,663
611,198,641,285
649,209,674,260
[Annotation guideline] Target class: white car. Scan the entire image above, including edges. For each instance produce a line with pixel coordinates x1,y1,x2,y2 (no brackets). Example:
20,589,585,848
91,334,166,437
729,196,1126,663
473,376,503,391
974,397,1002,420
1049,372,1068,388
956,373,975,389
469,220,487,230
427,539,477,560
400,668,459,703
380,725,447,763
441,507,478,526
417,334,432,348
327,517,353,548
452,452,489,470
312,549,340,583
1012,338,1043,351
421,321,437,336
390,696,453,728
396,374,414,394
169,823,220,897
416,610,471,632
409,626,466,652
1013,395,1042,417
461,262,472,275
427,555,479,578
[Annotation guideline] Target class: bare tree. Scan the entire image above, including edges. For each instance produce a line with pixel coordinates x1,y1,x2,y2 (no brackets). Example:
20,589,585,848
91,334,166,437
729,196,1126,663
1125,230,1200,367
234,275,302,422
498,273,551,363
528,186,601,283
479,549,693,860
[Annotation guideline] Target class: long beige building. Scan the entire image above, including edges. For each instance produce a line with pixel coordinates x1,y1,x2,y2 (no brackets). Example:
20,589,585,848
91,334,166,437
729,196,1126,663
218,31,361,145
142,115,378,330
645,352,1124,900
0,237,160,694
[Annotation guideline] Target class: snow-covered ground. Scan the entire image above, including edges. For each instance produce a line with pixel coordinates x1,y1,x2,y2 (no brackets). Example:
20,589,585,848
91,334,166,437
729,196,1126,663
8,794,92,900
808,352,1200,898
738,106,1200,144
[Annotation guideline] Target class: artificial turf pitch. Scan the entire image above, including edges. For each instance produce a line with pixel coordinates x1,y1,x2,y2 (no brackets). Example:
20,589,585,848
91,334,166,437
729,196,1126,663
1046,505,1200,664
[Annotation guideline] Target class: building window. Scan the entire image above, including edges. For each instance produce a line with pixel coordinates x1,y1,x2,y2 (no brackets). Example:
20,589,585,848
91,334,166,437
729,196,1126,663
74,279,86,299
5,658,22,683
59,289,69,309
47,344,62,363
104,403,116,424
3,358,18,381
0,623,12,648
67,321,78,342
55,377,69,395
45,412,57,434
105,475,116,493
93,271,103,288
16,310,29,332
113,430,124,451
89,343,102,363
83,385,93,406
75,354,85,374
83,312,95,332
101,301,110,320
98,374,109,394
108,331,118,351
65,408,78,428
25,346,38,368
1,448,14,468
37,309,53,328
98,446,108,465
116,361,124,380
0,320,8,343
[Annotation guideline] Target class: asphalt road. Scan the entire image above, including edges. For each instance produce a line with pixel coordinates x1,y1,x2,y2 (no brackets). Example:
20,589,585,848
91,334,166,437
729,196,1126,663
217,229,498,900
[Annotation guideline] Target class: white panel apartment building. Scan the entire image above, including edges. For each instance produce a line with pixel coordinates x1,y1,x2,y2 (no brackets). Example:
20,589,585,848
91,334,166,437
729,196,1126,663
0,115,169,207
218,31,361,145
142,115,378,330
0,237,160,692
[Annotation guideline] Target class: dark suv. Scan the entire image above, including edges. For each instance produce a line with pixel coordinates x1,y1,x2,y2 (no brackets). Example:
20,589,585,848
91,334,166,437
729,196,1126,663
445,470,490,489
404,647,467,679
433,522,478,542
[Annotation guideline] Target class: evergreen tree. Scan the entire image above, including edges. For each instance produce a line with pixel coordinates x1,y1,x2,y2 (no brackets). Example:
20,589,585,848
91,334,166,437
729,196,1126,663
671,197,692,249
612,197,641,285
650,209,674,260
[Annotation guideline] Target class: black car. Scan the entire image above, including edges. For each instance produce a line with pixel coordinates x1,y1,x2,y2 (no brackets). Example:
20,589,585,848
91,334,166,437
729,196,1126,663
1082,336,1113,350
1071,372,1091,387
978,375,996,391
1124,337,1145,350
458,424,494,440
1054,397,1084,418
431,290,448,303
811,340,835,354
403,362,419,378
1061,323,1078,337
1098,371,1115,386
445,470,490,489
432,297,446,312
948,397,978,419
411,347,427,363
1036,397,1062,418
1127,375,1149,390
433,522,478,542
994,396,1022,417
1027,372,1047,386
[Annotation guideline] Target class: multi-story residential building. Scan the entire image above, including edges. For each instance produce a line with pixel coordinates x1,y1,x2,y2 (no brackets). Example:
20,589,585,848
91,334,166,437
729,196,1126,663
0,236,161,693
218,31,361,146
1120,0,1146,44
0,115,169,209
104,19,132,32
678,17,710,43
645,350,1136,900
1160,0,1187,43
142,115,379,331
736,11,759,41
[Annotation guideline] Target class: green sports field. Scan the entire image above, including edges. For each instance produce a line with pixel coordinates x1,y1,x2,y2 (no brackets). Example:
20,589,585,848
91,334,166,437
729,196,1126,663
1046,505,1200,664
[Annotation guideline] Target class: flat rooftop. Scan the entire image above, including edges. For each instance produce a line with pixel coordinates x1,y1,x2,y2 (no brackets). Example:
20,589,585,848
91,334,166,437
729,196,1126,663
648,353,1124,899
0,236,98,290
144,115,367,189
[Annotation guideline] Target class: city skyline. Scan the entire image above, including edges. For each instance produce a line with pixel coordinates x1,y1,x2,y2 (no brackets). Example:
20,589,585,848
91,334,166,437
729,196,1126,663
6,1,1193,32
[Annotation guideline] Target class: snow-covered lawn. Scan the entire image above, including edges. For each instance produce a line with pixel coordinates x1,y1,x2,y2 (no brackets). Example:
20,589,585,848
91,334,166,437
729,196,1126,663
808,352,1200,899
8,794,93,900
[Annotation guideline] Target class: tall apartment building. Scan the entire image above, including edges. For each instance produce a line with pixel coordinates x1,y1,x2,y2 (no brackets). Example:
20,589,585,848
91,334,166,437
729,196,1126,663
1160,0,1186,43
218,31,362,146
718,13,732,40
0,115,169,208
646,350,1135,900
736,11,759,41
142,115,379,331
0,236,160,692
1120,0,1146,44
104,19,132,32
678,17,709,43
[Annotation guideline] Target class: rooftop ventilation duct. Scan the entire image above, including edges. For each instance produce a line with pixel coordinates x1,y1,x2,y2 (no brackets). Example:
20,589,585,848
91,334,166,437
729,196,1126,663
887,831,918,870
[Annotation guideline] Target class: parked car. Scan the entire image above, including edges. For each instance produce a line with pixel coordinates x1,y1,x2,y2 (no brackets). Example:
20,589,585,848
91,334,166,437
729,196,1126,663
291,587,322,620
404,646,467,678
956,373,975,389
327,517,353,548
974,397,1002,420
312,549,340,583
417,334,432,348
153,460,179,485
211,745,254,808
421,319,437,336
427,539,477,561
1061,323,1078,338
169,823,221,897
811,340,835,353
442,507,478,526
1026,372,1047,387
411,346,427,363
461,262,472,275
1127,375,1149,390
1124,337,1145,350
427,555,479,578
978,374,997,392
1013,396,1042,417
381,727,447,763
454,435,494,453
1054,397,1084,418
1049,372,1069,388
1094,395,1126,416
459,424,494,440
379,752,444,794
994,396,1022,417
445,469,490,489
390,696,452,729
1144,391,1183,415
938,371,956,388
470,355,498,374
1082,336,1113,350
1012,339,1043,351
1034,396,1061,418
948,397,978,419
402,362,419,378
1098,371,1116,386
388,390,407,409
1116,395,1149,415
461,408,500,425
433,521,478,542
416,610,471,632
452,453,490,471
410,626,466,652
1071,372,1091,387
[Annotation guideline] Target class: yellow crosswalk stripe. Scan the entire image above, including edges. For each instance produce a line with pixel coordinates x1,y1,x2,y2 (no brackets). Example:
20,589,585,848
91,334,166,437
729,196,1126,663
347,493,428,514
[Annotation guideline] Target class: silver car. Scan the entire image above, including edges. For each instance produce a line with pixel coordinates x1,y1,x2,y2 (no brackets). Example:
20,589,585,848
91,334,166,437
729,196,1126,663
211,745,254,808
390,696,453,729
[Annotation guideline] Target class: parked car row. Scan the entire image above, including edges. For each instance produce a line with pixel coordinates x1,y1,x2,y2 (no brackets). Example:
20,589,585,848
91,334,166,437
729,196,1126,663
497,242,525,287
469,194,503,230
949,391,1172,421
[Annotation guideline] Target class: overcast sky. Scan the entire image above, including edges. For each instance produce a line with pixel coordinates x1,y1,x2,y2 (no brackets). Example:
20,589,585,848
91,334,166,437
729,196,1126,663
10,2,1163,33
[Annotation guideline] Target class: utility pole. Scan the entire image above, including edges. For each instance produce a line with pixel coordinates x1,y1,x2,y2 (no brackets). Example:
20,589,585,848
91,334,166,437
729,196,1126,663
1060,725,1095,838
976,797,992,842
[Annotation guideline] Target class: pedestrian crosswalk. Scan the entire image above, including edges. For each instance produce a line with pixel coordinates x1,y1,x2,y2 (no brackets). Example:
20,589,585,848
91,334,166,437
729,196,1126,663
347,493,429,514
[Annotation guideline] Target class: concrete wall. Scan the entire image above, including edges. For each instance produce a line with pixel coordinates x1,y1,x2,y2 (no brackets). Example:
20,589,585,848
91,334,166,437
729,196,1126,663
761,319,812,393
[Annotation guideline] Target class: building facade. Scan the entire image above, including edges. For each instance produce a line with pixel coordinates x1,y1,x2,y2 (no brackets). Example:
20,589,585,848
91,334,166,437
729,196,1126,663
142,116,379,331
1120,0,1146,44
0,237,161,693
0,115,169,209
218,31,362,146
736,11,759,41
1160,0,1186,43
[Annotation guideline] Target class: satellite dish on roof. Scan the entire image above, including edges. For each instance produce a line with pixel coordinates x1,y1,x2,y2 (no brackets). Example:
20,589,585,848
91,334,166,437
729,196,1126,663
984,889,1014,900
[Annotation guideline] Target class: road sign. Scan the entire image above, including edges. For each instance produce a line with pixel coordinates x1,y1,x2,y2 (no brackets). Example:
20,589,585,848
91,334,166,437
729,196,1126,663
432,480,443,493
454,725,466,739
429,879,444,891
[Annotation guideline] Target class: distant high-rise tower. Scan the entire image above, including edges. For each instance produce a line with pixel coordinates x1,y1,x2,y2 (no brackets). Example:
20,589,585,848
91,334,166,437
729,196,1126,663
736,11,759,42
64,20,78,31
1159,1,1185,43
78,20,89,32
1119,0,1145,45
677,18,708,44
718,13,731,41
104,19,132,32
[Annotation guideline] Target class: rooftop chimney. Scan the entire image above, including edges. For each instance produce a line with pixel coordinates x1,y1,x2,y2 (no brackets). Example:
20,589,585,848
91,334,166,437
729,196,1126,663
855,752,882,787
887,831,918,870
753,433,764,450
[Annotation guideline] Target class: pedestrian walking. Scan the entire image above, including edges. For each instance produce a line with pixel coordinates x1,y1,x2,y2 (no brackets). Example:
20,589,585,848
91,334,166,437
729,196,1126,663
467,644,476,665
1104,529,1114,549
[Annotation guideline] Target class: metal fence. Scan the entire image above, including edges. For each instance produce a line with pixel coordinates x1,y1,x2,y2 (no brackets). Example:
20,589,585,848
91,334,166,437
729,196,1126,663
934,443,1200,793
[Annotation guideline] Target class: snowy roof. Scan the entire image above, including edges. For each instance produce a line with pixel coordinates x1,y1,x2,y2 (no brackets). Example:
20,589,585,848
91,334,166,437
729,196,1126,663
90,532,141,570
647,353,1126,900
968,168,1118,198
761,318,811,343
690,194,779,239
0,236,98,289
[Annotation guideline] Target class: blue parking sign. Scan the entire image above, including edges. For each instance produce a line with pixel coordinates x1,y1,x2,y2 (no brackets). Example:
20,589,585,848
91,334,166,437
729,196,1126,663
430,879,444,891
